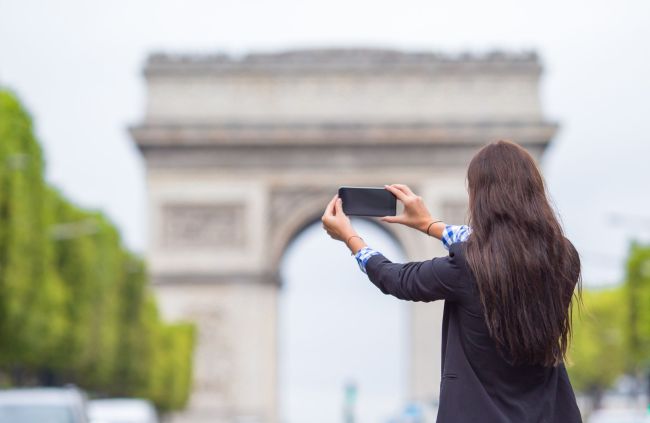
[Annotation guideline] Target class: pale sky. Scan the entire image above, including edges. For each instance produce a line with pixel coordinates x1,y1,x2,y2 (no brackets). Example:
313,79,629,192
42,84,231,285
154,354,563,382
1,0,649,420
1,0,649,284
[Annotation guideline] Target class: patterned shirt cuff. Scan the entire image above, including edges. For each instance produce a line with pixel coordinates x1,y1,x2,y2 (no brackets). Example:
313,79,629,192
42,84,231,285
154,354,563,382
354,246,382,274
441,224,472,250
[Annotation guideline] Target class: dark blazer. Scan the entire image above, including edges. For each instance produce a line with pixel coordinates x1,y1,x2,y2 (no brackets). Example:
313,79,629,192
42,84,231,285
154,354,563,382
365,241,582,423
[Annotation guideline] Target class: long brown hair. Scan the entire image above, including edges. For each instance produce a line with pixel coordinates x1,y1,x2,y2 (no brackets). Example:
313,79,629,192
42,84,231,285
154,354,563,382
465,140,581,367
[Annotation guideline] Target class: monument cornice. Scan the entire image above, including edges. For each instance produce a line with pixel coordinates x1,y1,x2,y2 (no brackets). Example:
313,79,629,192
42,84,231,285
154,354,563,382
130,121,557,149
144,48,542,77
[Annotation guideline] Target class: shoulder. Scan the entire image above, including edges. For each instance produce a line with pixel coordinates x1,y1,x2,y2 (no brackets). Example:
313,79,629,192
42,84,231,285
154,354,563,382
430,242,471,288
439,242,483,309
448,241,469,268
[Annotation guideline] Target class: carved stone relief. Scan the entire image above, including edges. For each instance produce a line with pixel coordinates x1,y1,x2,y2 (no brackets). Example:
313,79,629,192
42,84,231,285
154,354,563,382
161,203,246,250
267,186,334,267
269,186,332,230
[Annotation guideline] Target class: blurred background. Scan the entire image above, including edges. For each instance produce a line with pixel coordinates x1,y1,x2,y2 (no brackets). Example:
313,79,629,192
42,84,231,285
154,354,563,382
0,0,649,422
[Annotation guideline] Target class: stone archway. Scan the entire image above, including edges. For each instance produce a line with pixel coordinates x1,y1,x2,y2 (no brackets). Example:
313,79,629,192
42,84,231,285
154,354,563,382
277,214,409,423
131,48,555,423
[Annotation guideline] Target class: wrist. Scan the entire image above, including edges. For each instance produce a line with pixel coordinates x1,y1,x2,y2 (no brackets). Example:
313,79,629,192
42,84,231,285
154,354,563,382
423,219,444,236
417,217,434,233
342,230,358,243
344,233,366,254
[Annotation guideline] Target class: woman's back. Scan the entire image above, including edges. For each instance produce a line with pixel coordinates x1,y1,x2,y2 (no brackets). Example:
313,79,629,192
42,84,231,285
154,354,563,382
434,242,581,423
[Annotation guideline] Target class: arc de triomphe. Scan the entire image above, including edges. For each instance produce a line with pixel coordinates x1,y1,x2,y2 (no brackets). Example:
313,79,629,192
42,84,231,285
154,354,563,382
130,49,556,423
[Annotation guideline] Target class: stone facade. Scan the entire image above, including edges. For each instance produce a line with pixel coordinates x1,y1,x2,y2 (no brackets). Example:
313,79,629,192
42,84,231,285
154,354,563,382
130,48,555,423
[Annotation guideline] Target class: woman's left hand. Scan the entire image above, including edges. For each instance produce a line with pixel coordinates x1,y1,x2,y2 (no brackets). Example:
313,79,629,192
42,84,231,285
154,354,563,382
321,194,356,242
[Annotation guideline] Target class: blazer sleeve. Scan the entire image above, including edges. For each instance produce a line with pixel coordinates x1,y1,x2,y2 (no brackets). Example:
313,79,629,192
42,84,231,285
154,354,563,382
364,245,465,302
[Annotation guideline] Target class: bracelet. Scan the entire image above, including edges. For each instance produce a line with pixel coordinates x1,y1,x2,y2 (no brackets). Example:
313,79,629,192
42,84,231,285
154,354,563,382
425,220,443,236
346,235,364,255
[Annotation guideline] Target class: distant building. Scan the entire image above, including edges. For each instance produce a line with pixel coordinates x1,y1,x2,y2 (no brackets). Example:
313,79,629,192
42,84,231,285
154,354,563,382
131,48,556,423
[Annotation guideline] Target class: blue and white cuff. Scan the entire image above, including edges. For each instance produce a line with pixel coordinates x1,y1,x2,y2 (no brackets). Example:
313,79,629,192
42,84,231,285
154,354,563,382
354,246,382,274
441,224,472,250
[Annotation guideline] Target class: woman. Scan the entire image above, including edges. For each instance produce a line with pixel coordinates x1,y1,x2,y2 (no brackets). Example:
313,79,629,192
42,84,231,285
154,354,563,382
321,140,582,423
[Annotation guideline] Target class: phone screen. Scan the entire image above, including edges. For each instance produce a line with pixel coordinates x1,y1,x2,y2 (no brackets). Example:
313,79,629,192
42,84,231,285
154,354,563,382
338,187,397,217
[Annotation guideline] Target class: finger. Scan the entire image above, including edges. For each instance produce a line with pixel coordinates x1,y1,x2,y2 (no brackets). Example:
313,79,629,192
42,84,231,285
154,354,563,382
322,194,337,218
384,184,408,202
334,198,345,215
391,184,415,197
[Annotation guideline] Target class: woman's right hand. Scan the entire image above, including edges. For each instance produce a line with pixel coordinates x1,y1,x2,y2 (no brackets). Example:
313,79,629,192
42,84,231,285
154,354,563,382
381,184,436,234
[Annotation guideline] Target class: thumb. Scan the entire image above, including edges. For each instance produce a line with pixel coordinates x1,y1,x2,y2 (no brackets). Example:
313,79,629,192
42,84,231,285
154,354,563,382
335,198,344,215
381,215,401,224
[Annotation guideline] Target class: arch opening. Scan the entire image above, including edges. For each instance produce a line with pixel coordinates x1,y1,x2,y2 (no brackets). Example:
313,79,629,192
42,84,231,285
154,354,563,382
278,217,409,423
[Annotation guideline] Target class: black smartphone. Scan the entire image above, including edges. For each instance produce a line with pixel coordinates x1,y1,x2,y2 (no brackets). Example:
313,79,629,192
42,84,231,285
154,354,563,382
338,186,397,217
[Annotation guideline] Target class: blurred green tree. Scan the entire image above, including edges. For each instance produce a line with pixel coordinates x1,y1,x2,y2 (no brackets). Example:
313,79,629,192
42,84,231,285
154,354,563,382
623,243,650,400
0,88,195,411
568,287,627,409
0,90,68,380
48,194,123,390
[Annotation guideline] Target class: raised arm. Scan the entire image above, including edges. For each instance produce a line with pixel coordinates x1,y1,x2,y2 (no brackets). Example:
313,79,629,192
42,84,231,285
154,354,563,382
363,251,463,302
321,191,467,302
349,244,465,302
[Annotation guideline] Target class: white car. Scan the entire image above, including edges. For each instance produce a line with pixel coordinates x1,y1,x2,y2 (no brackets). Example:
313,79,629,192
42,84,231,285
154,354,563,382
0,387,88,423
88,399,158,423
588,408,650,423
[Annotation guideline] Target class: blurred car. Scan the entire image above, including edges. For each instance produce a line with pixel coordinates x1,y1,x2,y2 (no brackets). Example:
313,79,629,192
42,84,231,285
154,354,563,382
588,408,650,423
0,387,88,423
88,398,158,423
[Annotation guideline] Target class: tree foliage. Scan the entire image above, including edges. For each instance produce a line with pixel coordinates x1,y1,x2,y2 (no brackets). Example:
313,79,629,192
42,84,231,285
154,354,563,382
624,242,650,373
568,287,627,405
568,242,650,407
0,88,194,410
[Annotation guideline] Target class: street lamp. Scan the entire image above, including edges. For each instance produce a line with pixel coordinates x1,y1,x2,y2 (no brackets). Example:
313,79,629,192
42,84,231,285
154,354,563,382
343,380,357,423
